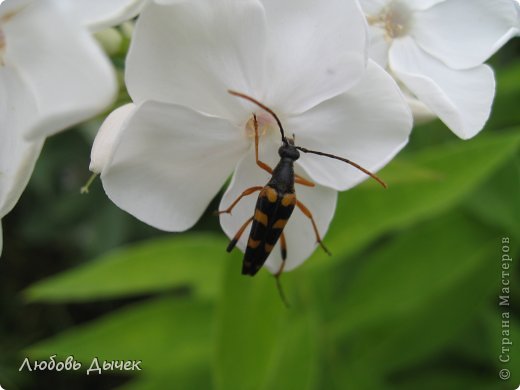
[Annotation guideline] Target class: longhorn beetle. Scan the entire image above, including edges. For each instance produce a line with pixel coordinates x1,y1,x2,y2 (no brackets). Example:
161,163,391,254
218,90,386,303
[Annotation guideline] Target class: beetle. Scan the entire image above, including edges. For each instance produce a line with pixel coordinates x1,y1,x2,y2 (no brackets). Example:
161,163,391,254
217,91,386,293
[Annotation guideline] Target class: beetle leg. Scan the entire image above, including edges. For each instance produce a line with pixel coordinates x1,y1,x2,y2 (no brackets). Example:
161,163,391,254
226,216,254,252
296,200,331,255
274,235,290,308
295,175,315,187
253,114,273,174
215,186,263,215
279,231,287,261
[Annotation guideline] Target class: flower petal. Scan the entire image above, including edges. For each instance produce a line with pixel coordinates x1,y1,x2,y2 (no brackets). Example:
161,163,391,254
287,60,412,191
101,100,249,231
4,1,117,139
360,0,446,16
58,0,146,31
0,66,44,217
404,94,437,125
219,148,337,274
401,0,446,11
411,0,517,69
90,103,136,174
367,25,391,68
261,0,368,114
516,1,520,35
126,0,266,120
389,37,495,139
0,136,42,218
360,0,389,15
0,0,33,17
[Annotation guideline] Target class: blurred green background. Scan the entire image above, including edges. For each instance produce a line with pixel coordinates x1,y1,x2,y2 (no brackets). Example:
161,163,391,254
0,33,519,390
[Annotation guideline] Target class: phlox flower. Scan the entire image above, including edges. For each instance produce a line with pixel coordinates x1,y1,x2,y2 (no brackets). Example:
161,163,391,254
91,0,413,273
361,0,518,139
0,0,144,254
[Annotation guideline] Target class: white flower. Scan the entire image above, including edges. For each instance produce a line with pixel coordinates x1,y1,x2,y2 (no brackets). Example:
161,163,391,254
361,0,518,139
59,0,147,32
0,0,144,255
515,0,520,35
93,0,413,273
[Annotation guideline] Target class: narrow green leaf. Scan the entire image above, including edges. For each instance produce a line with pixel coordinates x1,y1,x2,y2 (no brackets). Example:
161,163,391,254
388,372,504,390
261,308,320,390
486,61,520,130
213,258,320,390
25,234,228,302
324,212,499,388
465,154,520,239
117,366,211,390
310,130,520,270
213,258,286,390
26,296,213,376
329,211,497,337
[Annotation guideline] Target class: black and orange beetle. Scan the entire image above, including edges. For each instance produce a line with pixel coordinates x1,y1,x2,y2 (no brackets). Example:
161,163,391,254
217,91,386,298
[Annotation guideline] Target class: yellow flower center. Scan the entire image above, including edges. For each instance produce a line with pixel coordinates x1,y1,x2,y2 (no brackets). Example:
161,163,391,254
367,1,412,39
244,110,280,141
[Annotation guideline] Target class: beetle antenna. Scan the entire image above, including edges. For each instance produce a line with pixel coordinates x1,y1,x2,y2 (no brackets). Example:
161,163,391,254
295,146,387,189
228,90,287,145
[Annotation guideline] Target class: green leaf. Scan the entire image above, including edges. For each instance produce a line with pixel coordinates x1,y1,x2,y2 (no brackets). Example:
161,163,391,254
117,367,211,390
213,258,320,390
388,372,504,390
328,211,497,336
323,212,499,388
26,296,213,376
24,234,228,302
309,129,520,270
465,154,520,239
482,308,520,385
486,61,520,130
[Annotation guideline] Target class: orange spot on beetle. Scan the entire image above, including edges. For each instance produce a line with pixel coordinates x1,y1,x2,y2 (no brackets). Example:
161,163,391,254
281,193,296,207
254,209,269,226
273,219,287,229
248,238,261,249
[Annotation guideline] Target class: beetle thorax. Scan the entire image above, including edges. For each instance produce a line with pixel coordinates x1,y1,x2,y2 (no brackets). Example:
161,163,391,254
278,142,300,161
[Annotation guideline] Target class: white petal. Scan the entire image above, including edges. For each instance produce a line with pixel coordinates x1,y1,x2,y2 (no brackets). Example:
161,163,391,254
0,66,44,217
404,94,437,125
57,0,146,32
360,0,389,15
516,0,520,35
261,0,368,114
4,1,117,139
287,60,412,191
101,100,249,232
90,103,136,174
0,137,42,218
517,0,520,16
126,0,266,120
219,148,337,274
367,25,391,68
390,37,495,139
360,0,446,16
402,0,446,11
411,0,518,69
0,0,33,17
